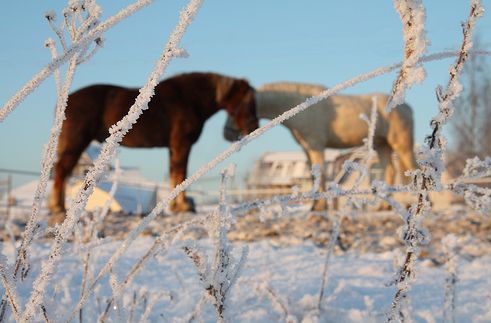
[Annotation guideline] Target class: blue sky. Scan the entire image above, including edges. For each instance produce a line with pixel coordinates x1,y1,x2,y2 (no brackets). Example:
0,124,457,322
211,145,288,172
1,1,490,190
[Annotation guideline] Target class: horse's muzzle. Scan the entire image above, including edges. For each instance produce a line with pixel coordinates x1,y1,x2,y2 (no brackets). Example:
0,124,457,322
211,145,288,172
223,124,241,142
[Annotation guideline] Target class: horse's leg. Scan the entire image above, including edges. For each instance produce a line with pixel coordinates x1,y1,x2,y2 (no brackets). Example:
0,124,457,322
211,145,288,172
376,144,395,210
307,149,328,211
394,147,417,184
48,117,94,224
379,147,395,186
168,141,195,213
386,104,417,184
48,148,86,225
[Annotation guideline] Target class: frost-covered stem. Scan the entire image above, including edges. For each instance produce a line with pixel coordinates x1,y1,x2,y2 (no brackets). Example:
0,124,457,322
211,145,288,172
104,271,124,322
317,212,343,309
3,223,17,263
428,2,484,151
12,0,109,315
76,37,103,65
76,159,119,312
71,214,211,320
259,283,291,321
126,291,137,323
387,0,427,111
77,214,107,323
137,293,161,323
45,11,68,51
63,5,78,41
388,2,483,321
86,236,170,323
350,95,379,188
186,295,206,323
446,157,491,213
98,158,120,223
45,39,63,94
0,261,21,322
21,0,202,320
388,251,417,323
75,3,102,41
460,156,491,180
57,2,203,316
13,0,103,281
0,0,153,122
41,304,50,323
19,54,80,321
209,169,232,322
13,51,79,283
365,96,378,163
448,182,491,214
442,235,458,323
446,156,491,213
183,168,247,322
79,255,89,323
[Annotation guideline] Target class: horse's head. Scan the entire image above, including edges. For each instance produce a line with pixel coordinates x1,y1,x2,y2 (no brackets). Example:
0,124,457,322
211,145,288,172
217,78,259,141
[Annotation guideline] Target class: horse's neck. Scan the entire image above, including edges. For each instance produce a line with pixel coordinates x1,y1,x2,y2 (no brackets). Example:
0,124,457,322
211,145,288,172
256,90,308,120
195,75,226,118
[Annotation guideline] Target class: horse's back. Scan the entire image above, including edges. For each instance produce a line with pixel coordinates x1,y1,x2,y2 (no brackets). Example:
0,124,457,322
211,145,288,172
259,82,327,96
64,84,138,141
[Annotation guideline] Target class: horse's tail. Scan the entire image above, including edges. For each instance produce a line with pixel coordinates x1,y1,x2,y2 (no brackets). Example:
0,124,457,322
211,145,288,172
258,82,327,96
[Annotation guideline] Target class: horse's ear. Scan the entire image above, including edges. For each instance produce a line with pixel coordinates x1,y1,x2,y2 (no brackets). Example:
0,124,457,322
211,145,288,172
215,77,235,104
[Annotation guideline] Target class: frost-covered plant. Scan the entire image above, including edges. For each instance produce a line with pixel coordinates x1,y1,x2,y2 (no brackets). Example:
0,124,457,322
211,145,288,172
442,234,459,323
255,282,296,322
74,158,120,322
0,1,105,319
317,212,342,310
387,0,427,112
184,166,248,322
0,0,153,122
13,1,103,281
317,95,380,310
63,43,491,323
1,0,491,320
388,1,484,321
448,156,491,214
0,0,202,320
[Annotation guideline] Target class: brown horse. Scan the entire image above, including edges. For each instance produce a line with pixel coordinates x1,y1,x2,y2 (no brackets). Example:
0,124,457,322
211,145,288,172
48,72,258,224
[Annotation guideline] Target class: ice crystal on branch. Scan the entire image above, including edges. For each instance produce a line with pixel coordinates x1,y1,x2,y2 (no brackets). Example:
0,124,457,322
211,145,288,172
387,0,427,112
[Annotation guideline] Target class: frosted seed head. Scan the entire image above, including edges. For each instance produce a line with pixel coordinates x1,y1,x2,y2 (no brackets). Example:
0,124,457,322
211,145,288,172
45,10,56,21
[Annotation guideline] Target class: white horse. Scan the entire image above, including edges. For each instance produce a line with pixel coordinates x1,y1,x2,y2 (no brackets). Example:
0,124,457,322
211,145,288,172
225,82,417,210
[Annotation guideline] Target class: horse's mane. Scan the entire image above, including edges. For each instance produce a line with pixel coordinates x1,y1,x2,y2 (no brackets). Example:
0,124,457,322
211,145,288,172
258,82,327,96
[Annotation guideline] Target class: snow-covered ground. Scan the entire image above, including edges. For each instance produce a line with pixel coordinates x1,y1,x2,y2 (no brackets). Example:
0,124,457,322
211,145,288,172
1,203,490,322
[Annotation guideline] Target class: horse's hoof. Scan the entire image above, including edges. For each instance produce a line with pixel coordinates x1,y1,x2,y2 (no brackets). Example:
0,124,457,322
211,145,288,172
311,200,328,212
377,203,392,211
170,198,196,214
170,204,196,213
48,211,66,226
